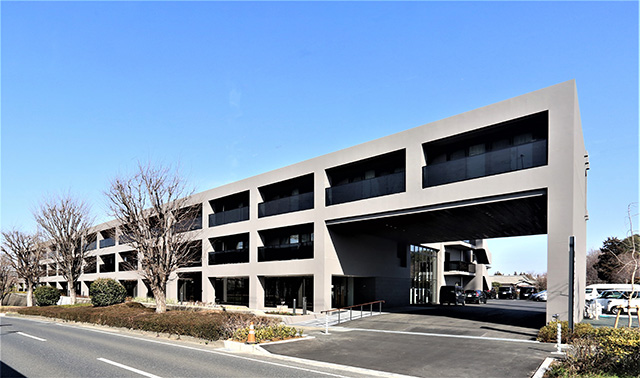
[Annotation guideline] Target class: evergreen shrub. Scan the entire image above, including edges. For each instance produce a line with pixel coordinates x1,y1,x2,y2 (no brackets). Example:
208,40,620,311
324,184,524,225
34,285,61,306
90,278,127,307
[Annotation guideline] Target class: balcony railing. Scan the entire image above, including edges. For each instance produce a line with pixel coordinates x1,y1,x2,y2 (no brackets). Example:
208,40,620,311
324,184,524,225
99,264,115,273
208,207,249,227
100,238,116,248
258,241,313,262
84,264,97,274
423,140,547,188
326,171,406,206
208,249,250,265
258,192,313,218
86,241,97,251
444,261,476,273
175,217,203,233
118,261,137,271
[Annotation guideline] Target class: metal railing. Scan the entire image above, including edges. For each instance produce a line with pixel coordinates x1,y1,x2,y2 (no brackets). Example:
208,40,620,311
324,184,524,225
320,300,385,334
258,192,314,217
423,140,547,187
99,238,116,248
326,172,405,206
208,207,249,227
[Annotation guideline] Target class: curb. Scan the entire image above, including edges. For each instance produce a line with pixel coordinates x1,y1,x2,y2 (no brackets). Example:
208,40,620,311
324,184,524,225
532,357,555,378
223,335,315,355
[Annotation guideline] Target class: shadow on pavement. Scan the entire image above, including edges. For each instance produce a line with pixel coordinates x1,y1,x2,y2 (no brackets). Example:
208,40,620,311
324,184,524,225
0,361,26,378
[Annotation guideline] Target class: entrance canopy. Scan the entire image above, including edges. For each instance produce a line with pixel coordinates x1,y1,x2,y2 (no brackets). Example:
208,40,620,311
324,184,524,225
326,189,547,246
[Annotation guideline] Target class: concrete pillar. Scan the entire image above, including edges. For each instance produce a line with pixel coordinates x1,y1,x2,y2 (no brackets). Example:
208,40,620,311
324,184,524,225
249,275,264,309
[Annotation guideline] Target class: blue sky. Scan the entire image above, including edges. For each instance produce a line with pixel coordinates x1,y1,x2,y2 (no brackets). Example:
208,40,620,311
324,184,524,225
1,1,638,275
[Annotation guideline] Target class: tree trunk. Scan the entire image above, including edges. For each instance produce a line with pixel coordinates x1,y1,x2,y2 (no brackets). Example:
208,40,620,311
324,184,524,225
27,284,33,307
153,287,166,313
68,279,77,305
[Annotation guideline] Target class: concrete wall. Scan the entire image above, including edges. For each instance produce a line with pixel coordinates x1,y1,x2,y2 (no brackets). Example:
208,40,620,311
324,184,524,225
39,80,586,322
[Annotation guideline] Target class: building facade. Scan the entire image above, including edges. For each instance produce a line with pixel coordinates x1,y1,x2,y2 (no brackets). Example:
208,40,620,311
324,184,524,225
40,80,587,322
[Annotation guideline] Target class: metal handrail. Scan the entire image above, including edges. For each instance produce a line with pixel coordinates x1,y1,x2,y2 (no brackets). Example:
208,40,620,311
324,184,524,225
320,300,385,334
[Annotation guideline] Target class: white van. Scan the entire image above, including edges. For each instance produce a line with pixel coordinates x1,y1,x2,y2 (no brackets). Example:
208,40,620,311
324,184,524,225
586,284,640,301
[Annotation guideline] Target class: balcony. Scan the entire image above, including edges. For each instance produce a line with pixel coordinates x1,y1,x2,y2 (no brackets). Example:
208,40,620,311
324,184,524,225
86,241,97,251
423,140,547,187
100,238,116,248
118,262,137,271
259,192,313,218
208,249,250,265
444,261,476,273
326,171,406,206
84,264,97,274
208,207,249,227
100,264,116,273
175,216,203,233
258,241,313,262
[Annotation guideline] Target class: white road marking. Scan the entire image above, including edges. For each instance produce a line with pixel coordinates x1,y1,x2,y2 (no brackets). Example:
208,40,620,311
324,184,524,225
54,323,381,378
17,332,46,341
337,327,541,344
97,358,161,378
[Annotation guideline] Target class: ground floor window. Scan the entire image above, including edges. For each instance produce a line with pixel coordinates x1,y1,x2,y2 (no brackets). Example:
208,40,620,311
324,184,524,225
119,280,138,298
213,277,249,306
410,245,437,305
177,272,202,302
264,276,313,311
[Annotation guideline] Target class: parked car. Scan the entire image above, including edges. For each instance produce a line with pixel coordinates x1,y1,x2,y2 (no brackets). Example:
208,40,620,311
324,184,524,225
519,287,538,300
465,290,487,304
498,286,516,299
530,290,547,301
606,291,640,314
590,290,625,310
484,289,496,299
440,285,465,305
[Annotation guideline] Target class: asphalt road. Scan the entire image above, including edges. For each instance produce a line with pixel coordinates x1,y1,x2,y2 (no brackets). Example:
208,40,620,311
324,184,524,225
263,299,556,378
0,316,383,378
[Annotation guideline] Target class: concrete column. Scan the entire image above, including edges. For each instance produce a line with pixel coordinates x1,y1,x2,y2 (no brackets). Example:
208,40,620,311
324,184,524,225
249,275,265,309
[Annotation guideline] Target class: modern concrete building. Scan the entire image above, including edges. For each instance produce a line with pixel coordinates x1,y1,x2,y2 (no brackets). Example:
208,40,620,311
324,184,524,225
40,80,587,323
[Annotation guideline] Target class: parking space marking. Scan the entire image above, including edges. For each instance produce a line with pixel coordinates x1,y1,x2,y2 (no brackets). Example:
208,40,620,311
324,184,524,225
337,327,540,344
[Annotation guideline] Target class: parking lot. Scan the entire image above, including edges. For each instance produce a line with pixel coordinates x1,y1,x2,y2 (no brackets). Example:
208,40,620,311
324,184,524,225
263,300,555,377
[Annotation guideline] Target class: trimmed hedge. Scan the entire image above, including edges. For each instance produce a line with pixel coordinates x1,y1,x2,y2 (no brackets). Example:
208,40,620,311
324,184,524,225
542,323,640,377
233,324,300,343
34,285,61,306
90,278,126,307
537,321,593,343
16,302,280,341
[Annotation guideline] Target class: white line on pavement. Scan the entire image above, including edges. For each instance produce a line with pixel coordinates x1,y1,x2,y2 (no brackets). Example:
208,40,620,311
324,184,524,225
98,358,161,378
53,323,374,378
17,332,47,342
336,327,541,344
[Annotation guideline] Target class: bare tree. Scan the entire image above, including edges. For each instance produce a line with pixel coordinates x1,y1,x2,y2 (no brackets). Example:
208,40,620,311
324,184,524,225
623,203,639,327
0,253,18,304
34,194,93,305
1,230,45,306
106,163,199,313
586,248,604,286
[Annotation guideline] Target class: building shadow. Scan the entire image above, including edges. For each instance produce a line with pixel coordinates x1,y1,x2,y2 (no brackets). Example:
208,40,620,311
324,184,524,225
1,361,26,378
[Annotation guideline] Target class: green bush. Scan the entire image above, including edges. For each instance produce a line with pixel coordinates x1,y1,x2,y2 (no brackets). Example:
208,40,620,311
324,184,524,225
232,324,301,343
34,285,61,306
537,321,594,343
90,278,127,307
545,325,640,377
15,303,279,342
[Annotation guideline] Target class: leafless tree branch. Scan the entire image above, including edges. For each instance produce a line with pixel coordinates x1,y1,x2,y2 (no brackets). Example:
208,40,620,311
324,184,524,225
1,229,46,306
33,194,94,304
106,162,199,313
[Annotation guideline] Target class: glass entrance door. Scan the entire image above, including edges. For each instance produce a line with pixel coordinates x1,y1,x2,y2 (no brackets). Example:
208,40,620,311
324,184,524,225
410,245,437,304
